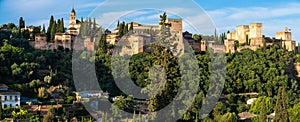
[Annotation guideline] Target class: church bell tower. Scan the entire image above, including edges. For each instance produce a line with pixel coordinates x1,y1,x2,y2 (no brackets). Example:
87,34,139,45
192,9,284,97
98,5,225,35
70,7,76,24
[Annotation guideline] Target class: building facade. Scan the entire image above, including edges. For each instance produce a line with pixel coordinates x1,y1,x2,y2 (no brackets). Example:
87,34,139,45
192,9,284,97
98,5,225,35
0,84,21,108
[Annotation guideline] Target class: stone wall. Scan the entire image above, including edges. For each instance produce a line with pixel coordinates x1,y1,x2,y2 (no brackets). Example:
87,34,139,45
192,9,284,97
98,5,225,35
225,39,235,53
282,40,295,51
249,37,264,47
166,18,182,34
34,34,48,50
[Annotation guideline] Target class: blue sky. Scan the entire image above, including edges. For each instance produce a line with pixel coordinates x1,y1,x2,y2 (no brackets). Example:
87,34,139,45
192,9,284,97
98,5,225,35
1,0,300,41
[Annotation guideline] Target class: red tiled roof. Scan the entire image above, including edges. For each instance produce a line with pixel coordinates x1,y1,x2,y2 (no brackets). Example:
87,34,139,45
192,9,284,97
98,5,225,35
238,112,256,119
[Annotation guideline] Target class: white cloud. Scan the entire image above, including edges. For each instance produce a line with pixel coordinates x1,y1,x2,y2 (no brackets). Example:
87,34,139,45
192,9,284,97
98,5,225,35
95,10,132,29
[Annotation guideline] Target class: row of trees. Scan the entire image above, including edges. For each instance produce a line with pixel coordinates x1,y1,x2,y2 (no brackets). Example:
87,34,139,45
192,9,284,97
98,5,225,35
46,16,65,42
117,21,133,37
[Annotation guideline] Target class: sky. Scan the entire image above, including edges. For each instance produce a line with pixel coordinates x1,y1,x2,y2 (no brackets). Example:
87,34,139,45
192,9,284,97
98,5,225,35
1,0,300,41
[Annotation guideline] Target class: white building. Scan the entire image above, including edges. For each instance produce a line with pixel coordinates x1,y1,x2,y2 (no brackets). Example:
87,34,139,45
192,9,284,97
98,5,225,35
246,98,257,105
0,84,21,108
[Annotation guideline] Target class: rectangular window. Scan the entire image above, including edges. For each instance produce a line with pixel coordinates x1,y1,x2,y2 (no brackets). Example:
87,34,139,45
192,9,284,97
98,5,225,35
5,96,7,101
15,96,18,101
10,96,12,100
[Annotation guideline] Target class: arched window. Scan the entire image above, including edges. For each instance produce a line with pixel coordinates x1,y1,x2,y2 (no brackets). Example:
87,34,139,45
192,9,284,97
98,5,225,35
4,104,7,108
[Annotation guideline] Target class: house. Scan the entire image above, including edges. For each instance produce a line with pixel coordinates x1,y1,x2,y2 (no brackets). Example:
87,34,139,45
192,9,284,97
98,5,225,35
0,84,21,108
75,91,108,102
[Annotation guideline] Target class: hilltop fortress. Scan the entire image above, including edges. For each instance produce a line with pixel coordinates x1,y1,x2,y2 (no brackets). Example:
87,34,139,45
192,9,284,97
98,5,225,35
32,8,296,54
224,23,296,53
106,18,185,55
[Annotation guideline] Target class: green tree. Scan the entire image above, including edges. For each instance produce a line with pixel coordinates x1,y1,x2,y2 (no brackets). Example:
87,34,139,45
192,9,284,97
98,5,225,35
56,19,61,33
274,87,289,122
47,16,54,42
19,17,25,29
18,17,25,38
259,99,267,122
61,18,65,33
50,20,56,42
249,96,274,115
129,22,134,31
98,35,107,53
22,29,30,39
12,108,31,119
42,24,46,34
220,112,238,122
11,63,22,76
192,34,202,42
289,102,300,122
246,34,249,45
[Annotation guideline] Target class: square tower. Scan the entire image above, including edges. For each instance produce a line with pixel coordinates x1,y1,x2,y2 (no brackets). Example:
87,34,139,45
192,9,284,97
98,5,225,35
236,25,249,44
249,23,262,38
166,18,182,35
276,27,292,41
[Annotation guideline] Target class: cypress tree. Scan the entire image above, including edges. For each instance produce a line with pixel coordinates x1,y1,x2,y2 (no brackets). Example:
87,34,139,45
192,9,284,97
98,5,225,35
275,87,289,122
42,24,46,34
93,18,97,30
19,17,25,38
246,34,249,45
130,22,134,31
124,23,128,35
298,43,300,54
98,35,107,53
61,18,65,33
56,19,61,33
88,17,92,35
19,17,25,29
259,99,267,122
50,21,57,42
118,22,124,37
47,16,54,42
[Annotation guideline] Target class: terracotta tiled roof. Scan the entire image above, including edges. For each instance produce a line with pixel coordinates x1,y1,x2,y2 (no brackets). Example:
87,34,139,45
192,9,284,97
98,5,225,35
0,84,8,89
0,90,21,95
238,112,256,119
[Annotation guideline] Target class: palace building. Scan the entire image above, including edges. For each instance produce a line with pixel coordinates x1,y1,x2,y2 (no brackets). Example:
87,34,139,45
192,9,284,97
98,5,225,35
224,23,296,53
54,7,81,49
33,7,98,51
